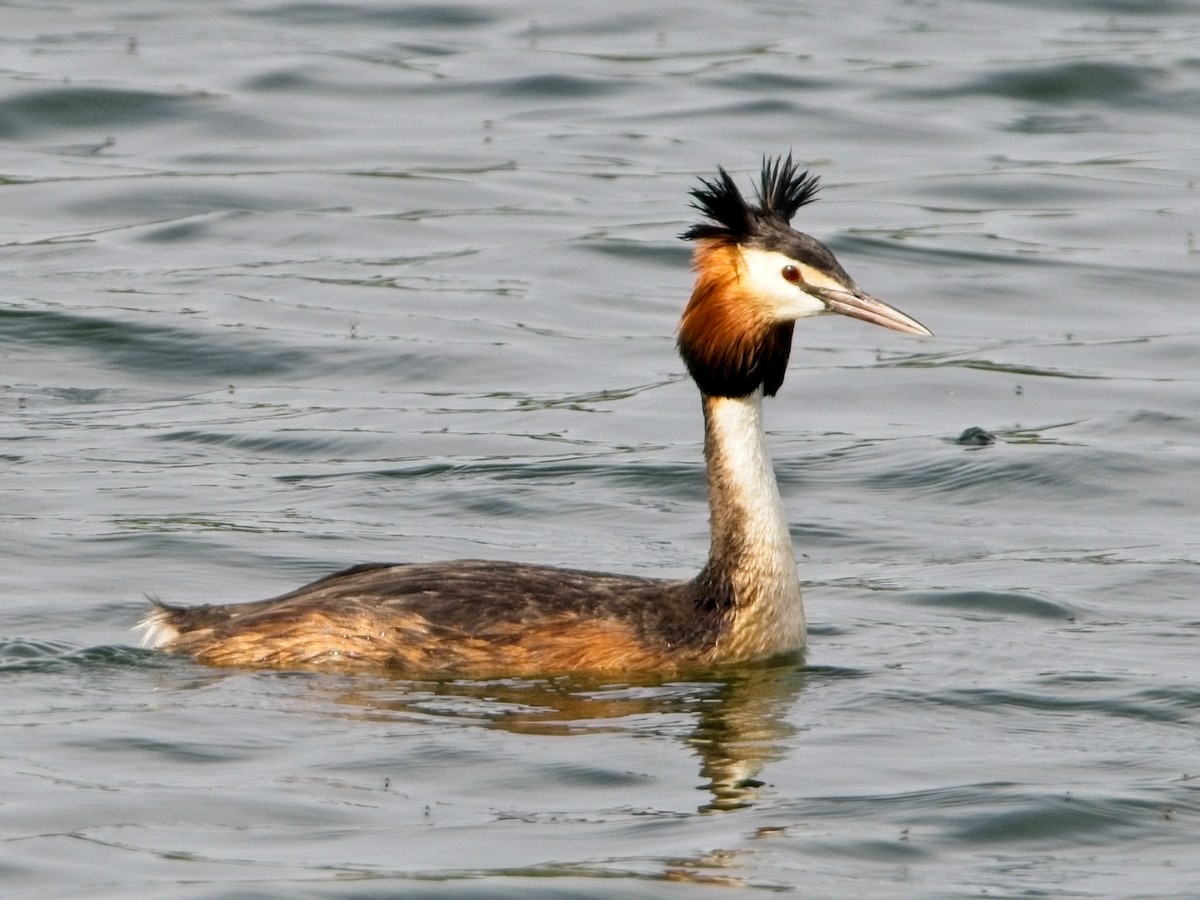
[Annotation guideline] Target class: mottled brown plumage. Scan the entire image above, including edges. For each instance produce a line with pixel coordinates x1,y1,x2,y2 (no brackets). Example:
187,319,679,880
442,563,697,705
147,561,721,675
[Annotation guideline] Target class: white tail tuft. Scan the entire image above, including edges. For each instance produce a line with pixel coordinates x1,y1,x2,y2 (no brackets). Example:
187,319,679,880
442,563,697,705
134,605,179,649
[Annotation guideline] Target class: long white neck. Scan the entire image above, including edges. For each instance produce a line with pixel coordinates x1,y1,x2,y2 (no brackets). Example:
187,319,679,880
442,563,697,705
700,389,805,660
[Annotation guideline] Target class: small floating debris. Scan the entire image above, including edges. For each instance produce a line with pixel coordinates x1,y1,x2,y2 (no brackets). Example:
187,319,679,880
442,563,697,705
954,426,996,446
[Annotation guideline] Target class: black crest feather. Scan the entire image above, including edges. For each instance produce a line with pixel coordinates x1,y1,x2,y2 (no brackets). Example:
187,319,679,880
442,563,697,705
758,154,820,223
681,153,820,244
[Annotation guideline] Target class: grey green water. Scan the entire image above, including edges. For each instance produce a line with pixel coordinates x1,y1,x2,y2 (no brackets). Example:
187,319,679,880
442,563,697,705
2,1,1198,897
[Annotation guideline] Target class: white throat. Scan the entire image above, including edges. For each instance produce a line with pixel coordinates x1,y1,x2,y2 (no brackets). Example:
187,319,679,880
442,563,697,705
702,390,806,659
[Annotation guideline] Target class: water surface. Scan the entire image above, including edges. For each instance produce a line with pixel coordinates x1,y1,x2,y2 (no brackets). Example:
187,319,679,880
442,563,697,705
2,1,1198,896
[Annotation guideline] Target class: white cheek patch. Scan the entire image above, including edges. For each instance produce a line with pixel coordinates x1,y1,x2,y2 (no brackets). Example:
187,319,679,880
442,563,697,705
738,248,841,320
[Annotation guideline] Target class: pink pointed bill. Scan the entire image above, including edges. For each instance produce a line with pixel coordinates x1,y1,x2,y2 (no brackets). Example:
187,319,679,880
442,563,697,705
820,288,932,337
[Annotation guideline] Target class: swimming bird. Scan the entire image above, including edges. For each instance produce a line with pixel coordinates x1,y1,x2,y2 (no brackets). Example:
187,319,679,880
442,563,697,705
138,155,931,676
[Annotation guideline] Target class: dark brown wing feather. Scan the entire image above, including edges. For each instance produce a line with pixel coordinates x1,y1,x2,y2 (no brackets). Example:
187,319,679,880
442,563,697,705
148,560,724,675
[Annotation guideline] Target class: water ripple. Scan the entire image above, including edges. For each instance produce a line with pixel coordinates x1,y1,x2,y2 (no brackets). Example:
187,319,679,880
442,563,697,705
902,589,1076,621
0,86,216,139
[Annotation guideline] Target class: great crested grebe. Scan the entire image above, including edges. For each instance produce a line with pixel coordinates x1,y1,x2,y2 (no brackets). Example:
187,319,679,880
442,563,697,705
138,155,931,676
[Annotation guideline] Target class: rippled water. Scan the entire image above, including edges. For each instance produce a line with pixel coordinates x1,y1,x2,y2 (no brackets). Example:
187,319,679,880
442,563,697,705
2,1,1199,896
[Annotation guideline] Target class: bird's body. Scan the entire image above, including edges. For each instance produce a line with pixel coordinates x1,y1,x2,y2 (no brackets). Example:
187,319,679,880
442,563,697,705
139,155,931,676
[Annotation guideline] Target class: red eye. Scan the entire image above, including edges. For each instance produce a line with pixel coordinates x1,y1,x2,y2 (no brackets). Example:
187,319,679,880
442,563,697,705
781,265,801,284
